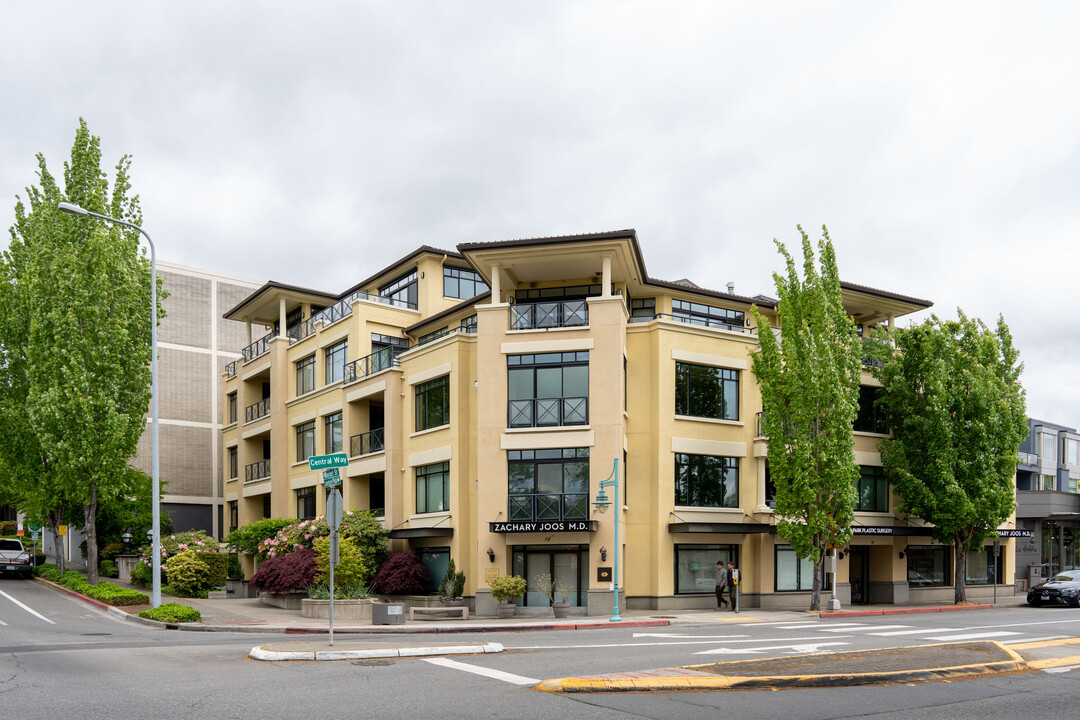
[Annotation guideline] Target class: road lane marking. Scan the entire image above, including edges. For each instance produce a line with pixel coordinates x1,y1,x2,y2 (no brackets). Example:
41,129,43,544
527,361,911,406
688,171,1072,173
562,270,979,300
423,657,538,685
924,631,1020,641
870,628,951,636
508,636,842,650
0,618,7,626
0,590,55,624
633,632,749,639
1045,665,1080,674
820,624,909,633
1003,636,1066,644
776,622,867,629
695,642,848,655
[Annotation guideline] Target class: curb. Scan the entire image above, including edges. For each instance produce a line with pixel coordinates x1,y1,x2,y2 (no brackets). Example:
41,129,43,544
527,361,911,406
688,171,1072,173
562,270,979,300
821,604,993,618
249,641,505,661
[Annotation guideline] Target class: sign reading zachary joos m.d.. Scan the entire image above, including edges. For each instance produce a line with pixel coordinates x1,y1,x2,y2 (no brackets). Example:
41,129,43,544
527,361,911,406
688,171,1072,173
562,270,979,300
308,453,348,471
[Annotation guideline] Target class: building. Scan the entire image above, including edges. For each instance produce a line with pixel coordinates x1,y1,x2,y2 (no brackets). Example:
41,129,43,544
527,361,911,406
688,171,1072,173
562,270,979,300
1015,419,1080,586
221,230,1020,613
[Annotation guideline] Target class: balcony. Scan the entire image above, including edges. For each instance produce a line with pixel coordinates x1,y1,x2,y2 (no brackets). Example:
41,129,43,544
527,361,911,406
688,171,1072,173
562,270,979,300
245,459,270,483
245,398,271,423
657,312,750,334
344,347,402,384
508,397,588,428
508,492,589,522
242,329,278,362
224,361,237,378
350,428,385,457
1018,451,1040,466
511,300,588,330
287,318,316,343
417,323,477,347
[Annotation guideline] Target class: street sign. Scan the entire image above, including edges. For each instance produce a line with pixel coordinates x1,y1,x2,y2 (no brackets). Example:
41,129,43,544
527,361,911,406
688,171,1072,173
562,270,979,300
308,453,348,471
322,468,342,488
58,525,67,536
326,488,343,531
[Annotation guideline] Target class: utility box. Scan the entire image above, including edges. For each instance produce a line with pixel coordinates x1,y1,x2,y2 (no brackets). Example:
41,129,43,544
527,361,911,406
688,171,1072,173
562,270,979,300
1028,565,1043,585
372,603,406,625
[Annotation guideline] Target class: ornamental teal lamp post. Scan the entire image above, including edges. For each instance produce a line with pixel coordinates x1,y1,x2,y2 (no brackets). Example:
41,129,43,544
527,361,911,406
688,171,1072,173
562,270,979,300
58,201,161,609
592,459,622,622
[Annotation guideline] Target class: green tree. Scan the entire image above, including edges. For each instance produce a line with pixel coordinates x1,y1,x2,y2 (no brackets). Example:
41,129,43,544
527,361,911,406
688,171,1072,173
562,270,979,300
750,226,862,611
870,312,1027,603
0,119,163,584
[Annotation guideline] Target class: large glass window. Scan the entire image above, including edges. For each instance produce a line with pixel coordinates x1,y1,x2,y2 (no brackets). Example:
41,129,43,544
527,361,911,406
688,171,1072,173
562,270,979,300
296,421,315,462
1066,438,1080,467
855,465,888,512
675,544,737,595
229,501,238,533
297,486,315,520
675,454,738,508
379,270,418,309
443,266,488,299
296,355,316,396
775,545,830,591
228,447,238,480
415,375,450,431
324,412,343,454
507,352,588,428
854,385,888,434
906,545,950,587
671,298,744,329
508,449,590,522
965,546,1004,586
227,392,237,424
675,362,739,420
416,461,450,514
630,297,656,323
325,340,348,385
1039,432,1058,465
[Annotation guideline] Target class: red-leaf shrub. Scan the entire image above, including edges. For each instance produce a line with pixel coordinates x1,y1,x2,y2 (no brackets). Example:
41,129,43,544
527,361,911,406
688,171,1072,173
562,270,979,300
370,551,432,595
249,548,317,594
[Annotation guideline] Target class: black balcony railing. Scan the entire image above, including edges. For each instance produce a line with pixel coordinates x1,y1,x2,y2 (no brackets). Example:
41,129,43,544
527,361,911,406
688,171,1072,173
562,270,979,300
350,428,385,457
287,318,316,343
224,360,237,378
245,459,271,483
344,347,402,384
658,312,750,334
242,329,278,362
508,492,589,522
508,397,588,428
245,398,271,423
511,300,588,330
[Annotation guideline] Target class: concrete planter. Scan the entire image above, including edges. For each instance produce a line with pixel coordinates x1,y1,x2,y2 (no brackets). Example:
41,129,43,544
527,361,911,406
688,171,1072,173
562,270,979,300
226,579,258,599
259,591,307,610
552,602,570,618
301,598,376,620
496,603,516,619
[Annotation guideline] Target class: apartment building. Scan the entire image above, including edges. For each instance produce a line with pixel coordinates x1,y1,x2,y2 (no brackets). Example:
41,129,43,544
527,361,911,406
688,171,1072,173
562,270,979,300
221,230,1019,613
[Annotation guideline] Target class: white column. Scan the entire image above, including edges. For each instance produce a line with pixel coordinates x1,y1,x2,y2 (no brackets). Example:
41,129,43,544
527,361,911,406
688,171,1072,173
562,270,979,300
279,298,287,335
602,255,612,297
490,263,501,303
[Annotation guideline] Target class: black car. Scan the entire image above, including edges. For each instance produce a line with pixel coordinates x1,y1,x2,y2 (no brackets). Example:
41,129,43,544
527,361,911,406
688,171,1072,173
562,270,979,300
1028,569,1080,607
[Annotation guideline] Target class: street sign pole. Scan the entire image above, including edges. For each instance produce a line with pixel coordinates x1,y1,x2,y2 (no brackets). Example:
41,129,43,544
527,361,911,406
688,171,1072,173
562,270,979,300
326,487,343,645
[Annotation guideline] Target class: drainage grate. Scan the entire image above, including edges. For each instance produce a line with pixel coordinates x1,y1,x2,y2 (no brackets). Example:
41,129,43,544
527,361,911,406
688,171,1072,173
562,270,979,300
352,659,395,667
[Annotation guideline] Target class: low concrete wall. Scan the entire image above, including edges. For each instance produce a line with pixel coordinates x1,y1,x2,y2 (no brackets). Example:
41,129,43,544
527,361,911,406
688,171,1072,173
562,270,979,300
259,592,306,610
300,598,375,620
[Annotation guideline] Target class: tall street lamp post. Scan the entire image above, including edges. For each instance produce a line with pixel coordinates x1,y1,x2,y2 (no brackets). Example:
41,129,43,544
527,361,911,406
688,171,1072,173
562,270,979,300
592,458,622,622
58,202,161,608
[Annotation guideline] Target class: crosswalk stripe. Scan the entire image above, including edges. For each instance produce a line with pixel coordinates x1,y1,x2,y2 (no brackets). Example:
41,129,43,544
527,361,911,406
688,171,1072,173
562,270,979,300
925,631,1020,641
871,628,950,636
820,624,909,633
423,657,538,686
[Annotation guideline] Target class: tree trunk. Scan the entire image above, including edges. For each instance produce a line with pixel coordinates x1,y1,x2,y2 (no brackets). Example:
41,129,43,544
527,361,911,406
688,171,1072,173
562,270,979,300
954,536,968,604
84,484,99,585
810,547,823,611
47,508,64,574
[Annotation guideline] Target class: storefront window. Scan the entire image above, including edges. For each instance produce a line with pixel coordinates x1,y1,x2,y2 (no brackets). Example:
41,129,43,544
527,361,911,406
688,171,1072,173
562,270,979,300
674,544,737,595
906,545,950,587
419,547,450,594
965,546,1003,585
775,545,830,591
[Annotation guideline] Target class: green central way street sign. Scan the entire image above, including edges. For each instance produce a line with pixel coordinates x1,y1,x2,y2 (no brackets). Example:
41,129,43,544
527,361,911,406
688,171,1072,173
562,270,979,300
323,468,342,488
308,453,348,471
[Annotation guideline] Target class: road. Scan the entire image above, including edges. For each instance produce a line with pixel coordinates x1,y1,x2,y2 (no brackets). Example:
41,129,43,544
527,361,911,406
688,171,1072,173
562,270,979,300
4,578,1080,719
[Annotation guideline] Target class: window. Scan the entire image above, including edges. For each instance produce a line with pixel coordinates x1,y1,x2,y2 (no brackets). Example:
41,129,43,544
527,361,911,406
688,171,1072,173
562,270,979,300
324,412,342,454
460,314,477,333
855,466,888,512
262,495,271,519
369,473,385,516
674,544,737,595
854,386,888,434
416,461,450,514
764,463,776,508
507,352,588,428
965,546,1003,586
228,447,238,480
444,266,488,299
415,375,450,431
675,454,738,508
630,297,656,322
775,545,830,591
675,362,739,420
512,285,597,329
296,355,316,396
672,298,744,329
418,327,448,345
325,339,348,385
228,501,238,533
1066,438,1080,467
1040,432,1057,465
508,449,589,522
297,486,315,520
227,392,237,424
296,421,315,462
379,270,418,309
906,545,950,587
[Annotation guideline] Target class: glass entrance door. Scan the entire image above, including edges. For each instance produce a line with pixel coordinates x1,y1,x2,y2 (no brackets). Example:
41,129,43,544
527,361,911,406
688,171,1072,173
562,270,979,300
849,546,870,604
513,545,588,606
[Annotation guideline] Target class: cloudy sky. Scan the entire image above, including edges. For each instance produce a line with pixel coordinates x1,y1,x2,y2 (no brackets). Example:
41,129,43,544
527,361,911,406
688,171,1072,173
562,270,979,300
2,2,1077,423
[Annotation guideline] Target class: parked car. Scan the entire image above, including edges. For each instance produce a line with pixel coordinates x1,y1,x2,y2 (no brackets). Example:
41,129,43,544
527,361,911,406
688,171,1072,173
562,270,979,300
0,538,33,579
1027,569,1080,608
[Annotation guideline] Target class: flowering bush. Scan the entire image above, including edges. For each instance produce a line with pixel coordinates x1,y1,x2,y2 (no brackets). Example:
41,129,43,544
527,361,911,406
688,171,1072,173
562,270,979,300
165,549,212,598
226,518,294,558
140,530,221,565
258,511,388,570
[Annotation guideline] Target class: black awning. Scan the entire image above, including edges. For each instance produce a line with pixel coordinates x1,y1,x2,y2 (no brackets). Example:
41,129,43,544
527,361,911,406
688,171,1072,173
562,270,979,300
389,527,454,539
668,523,774,534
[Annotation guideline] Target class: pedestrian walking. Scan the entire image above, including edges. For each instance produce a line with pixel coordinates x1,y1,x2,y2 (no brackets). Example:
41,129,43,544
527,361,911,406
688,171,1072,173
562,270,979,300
727,561,740,611
715,560,729,609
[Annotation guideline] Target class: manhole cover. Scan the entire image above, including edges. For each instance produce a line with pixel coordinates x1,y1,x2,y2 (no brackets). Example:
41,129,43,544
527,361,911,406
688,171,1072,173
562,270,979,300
352,659,395,667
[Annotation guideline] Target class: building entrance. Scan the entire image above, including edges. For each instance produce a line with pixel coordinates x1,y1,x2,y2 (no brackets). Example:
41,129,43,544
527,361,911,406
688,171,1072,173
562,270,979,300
849,546,870,604
512,545,589,607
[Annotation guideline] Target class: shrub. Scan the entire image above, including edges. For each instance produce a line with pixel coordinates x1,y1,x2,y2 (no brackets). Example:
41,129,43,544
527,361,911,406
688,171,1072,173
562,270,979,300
438,559,466,601
139,529,222,566
307,584,370,600
99,559,119,578
100,542,126,561
82,583,150,607
165,549,212,597
258,511,389,571
370,551,431,595
35,563,63,582
226,518,294,558
130,561,153,588
61,570,90,590
139,602,201,623
249,548,318,594
227,553,243,581
313,535,371,587
489,575,527,604
197,552,229,589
